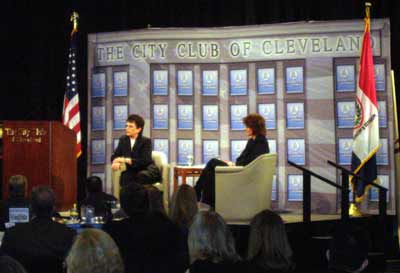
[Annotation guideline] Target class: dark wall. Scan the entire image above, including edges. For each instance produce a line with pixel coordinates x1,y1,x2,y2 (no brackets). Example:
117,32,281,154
2,0,399,200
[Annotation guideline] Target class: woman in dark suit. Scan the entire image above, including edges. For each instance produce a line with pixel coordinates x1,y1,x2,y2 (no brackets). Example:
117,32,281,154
111,114,160,187
194,113,269,207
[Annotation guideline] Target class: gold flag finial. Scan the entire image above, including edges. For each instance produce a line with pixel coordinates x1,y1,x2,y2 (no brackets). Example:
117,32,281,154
70,11,79,35
365,2,371,32
349,202,363,217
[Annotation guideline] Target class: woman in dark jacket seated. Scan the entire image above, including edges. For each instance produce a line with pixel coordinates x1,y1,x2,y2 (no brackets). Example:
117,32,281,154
245,209,295,273
188,211,242,273
194,113,269,207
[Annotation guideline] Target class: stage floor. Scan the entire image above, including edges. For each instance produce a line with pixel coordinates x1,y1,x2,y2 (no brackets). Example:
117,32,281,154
225,211,392,225
225,213,343,225
281,213,341,224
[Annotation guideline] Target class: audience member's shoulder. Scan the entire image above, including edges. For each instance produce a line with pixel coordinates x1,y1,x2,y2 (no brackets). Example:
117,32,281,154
241,260,295,273
102,192,117,202
2,222,30,233
4,218,75,236
103,217,133,233
190,259,245,273
104,217,128,227
146,211,179,230
44,219,77,236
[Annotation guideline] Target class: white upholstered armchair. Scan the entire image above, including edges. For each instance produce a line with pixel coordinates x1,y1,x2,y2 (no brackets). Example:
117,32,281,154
215,153,277,224
151,151,170,209
112,151,170,210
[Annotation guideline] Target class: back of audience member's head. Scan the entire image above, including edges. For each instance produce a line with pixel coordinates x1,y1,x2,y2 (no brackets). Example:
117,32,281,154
66,229,124,273
170,184,198,229
248,209,294,272
119,183,149,217
31,185,55,218
188,211,240,264
8,175,28,199
328,223,369,272
86,176,103,194
143,184,166,215
0,255,27,273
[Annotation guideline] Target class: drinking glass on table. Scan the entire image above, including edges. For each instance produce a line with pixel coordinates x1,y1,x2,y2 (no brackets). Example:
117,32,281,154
187,155,194,166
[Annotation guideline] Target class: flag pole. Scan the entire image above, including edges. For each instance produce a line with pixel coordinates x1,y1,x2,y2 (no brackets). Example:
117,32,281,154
62,11,82,158
349,2,379,216
391,70,400,245
392,70,399,143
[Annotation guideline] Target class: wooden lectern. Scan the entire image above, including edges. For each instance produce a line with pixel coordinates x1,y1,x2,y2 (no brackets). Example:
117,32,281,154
2,121,77,210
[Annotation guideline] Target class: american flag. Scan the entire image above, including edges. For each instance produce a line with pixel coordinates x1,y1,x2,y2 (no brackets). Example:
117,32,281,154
62,24,82,157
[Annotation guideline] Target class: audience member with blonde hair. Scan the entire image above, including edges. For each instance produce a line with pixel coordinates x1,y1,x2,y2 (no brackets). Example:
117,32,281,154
65,229,124,273
170,184,198,230
246,209,294,273
188,211,242,273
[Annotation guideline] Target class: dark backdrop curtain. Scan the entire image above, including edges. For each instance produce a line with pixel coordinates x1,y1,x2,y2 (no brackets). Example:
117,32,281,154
2,0,399,201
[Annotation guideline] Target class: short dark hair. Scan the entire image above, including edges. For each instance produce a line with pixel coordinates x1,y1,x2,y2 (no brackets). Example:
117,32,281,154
8,175,27,199
143,185,166,215
329,223,370,272
127,114,145,133
31,185,55,217
86,176,103,194
247,209,294,272
119,183,149,217
243,113,266,136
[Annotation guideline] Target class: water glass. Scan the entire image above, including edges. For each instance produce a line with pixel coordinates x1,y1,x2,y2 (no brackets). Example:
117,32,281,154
187,155,194,166
81,205,95,223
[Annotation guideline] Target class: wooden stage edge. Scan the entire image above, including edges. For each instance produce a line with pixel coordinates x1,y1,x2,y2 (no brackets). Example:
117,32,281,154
225,212,396,225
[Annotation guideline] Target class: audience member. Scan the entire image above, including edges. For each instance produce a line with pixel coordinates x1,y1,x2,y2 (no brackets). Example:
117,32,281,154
0,185,76,273
0,175,31,231
170,184,198,231
188,211,242,273
81,176,117,221
65,229,124,273
327,223,370,273
103,183,187,273
143,184,166,215
0,255,27,273
246,209,295,273
170,184,198,269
